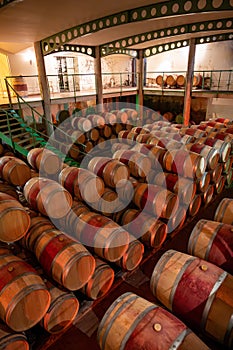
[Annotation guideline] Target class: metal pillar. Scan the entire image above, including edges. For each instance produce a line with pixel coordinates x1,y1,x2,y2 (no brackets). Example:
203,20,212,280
137,49,144,122
183,38,196,126
34,41,53,136
94,46,103,113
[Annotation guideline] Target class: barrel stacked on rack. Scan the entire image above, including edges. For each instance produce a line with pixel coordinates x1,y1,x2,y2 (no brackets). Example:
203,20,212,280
0,145,130,346
51,109,139,162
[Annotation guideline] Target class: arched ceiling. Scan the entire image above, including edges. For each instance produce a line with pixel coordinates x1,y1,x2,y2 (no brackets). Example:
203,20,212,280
0,0,232,54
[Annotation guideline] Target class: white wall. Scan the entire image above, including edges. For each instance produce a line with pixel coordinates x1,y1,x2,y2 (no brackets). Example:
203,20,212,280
101,55,132,87
146,41,233,81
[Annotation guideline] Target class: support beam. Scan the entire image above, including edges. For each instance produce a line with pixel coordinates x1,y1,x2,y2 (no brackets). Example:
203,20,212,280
137,49,144,123
34,41,53,136
183,38,196,126
94,46,103,113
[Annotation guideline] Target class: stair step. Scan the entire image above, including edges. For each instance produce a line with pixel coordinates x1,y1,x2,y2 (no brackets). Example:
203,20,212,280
5,127,26,134
16,131,30,138
0,122,20,129
24,141,41,149
16,138,33,145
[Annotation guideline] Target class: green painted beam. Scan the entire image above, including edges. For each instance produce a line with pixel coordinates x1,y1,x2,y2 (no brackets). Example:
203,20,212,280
45,44,96,58
144,32,233,58
101,49,138,58
41,0,233,55
101,18,233,53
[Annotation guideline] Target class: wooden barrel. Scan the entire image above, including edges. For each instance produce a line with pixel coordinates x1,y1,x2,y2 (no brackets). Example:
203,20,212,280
112,150,151,178
34,229,95,290
214,175,226,195
188,194,202,217
0,249,50,332
115,179,134,204
0,181,18,199
111,110,128,124
0,192,31,243
22,216,54,251
176,74,186,87
155,74,167,86
83,140,94,153
150,250,233,348
87,114,105,128
131,144,166,170
111,142,131,153
68,144,80,160
202,184,214,206
59,166,105,203
64,200,90,232
88,157,129,188
67,129,86,144
154,172,196,205
24,177,73,219
180,127,207,139
163,149,206,179
115,236,144,271
196,172,211,193
102,112,117,125
133,183,179,219
214,198,233,225
209,163,223,183
76,212,129,262
0,323,29,350
27,148,62,175
91,188,123,217
198,137,231,163
0,156,31,186
41,279,79,334
71,117,92,132
85,128,100,141
81,258,114,300
97,292,209,350
166,74,177,87
185,143,219,170
99,125,112,138
192,74,202,87
188,219,233,274
164,207,186,233
120,209,167,248
208,131,233,144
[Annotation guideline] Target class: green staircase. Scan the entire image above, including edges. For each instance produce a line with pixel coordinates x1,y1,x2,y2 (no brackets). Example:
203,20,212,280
0,108,79,166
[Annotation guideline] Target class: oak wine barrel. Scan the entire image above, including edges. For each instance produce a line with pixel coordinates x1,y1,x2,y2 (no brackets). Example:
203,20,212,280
87,157,129,188
0,249,50,332
120,209,167,248
24,177,73,219
0,156,31,186
81,258,114,300
188,219,233,274
41,279,79,334
34,229,95,291
0,323,29,350
133,183,179,219
97,292,209,350
0,192,31,243
76,212,129,262
27,148,62,176
115,237,144,271
59,166,105,203
150,250,233,348
214,198,233,225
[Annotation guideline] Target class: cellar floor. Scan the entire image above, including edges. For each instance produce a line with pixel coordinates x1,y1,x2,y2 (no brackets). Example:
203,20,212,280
32,186,233,350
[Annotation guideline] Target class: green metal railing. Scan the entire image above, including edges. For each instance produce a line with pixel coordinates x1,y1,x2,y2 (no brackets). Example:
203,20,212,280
2,80,86,165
